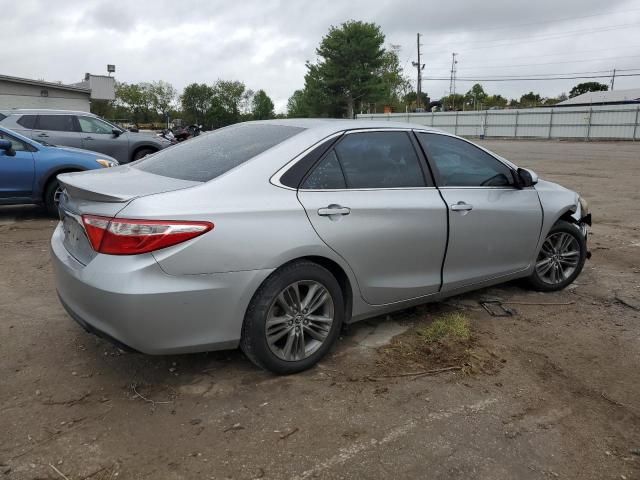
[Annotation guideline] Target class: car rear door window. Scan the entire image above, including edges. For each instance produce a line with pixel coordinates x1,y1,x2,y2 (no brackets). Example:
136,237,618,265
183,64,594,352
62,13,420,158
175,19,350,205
36,115,77,132
417,133,513,187
133,123,305,182
302,150,346,189
333,131,425,189
17,115,37,129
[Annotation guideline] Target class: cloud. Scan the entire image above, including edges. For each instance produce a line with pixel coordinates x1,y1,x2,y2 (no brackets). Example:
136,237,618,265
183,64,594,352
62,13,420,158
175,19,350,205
1,0,638,112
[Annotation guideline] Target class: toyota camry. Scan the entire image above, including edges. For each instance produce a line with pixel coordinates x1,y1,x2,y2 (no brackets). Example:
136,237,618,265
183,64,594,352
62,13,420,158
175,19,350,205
51,119,591,374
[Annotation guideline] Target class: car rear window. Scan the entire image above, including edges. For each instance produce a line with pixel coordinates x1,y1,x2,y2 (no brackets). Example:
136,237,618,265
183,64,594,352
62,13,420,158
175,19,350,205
0,113,6,121
133,123,305,181
17,115,37,129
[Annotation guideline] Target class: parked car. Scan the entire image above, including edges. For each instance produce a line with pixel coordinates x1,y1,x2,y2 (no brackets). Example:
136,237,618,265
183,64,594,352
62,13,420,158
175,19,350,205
0,125,118,214
0,109,172,164
51,120,591,374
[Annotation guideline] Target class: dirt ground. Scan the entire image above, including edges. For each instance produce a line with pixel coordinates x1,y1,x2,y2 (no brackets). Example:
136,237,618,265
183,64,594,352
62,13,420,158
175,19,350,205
1,139,639,480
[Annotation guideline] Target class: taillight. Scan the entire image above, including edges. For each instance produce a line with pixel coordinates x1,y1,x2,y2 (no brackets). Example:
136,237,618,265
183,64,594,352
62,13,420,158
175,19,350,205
81,215,213,255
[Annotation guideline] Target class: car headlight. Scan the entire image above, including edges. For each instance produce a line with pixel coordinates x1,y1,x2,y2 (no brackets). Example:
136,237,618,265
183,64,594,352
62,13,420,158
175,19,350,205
96,158,118,168
578,196,589,216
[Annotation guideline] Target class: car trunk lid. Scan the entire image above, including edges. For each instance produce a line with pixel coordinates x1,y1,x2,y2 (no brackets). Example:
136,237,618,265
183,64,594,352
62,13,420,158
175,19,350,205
56,166,201,265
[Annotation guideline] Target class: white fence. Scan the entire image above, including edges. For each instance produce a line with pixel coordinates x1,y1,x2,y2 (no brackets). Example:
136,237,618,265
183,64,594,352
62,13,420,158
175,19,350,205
356,104,640,140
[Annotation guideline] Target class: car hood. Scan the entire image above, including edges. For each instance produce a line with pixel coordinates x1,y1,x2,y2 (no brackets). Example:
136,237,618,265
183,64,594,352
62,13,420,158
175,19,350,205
42,145,117,162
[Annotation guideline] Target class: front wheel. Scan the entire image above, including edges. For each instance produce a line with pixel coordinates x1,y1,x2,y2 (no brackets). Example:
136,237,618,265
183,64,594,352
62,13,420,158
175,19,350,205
132,148,156,161
241,261,344,374
527,220,587,291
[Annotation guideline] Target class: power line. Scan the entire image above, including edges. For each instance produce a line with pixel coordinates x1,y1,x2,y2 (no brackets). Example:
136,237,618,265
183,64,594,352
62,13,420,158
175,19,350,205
423,73,640,82
425,54,640,70
426,21,640,54
437,68,640,78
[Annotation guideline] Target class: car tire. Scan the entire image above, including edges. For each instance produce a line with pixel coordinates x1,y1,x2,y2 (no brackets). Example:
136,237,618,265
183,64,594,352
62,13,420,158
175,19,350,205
132,148,156,161
527,220,587,292
241,260,344,374
44,179,63,217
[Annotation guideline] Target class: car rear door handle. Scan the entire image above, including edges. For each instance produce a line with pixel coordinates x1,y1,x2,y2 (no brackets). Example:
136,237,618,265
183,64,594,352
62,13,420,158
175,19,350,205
84,136,94,140
450,202,473,212
318,205,351,216
36,133,49,137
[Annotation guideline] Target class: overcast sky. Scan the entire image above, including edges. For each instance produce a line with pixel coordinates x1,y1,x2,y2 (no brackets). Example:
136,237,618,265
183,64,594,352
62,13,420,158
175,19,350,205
3,0,640,112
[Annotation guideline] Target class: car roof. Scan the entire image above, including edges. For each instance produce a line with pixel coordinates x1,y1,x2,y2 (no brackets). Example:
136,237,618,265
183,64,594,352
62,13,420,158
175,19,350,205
2,109,97,116
249,118,440,132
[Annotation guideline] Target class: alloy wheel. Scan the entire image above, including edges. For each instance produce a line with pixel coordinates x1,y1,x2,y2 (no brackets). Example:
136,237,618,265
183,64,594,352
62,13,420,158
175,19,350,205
265,280,335,361
535,232,580,284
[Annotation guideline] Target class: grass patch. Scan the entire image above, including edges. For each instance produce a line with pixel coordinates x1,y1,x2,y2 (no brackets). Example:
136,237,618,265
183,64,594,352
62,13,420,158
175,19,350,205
416,312,471,343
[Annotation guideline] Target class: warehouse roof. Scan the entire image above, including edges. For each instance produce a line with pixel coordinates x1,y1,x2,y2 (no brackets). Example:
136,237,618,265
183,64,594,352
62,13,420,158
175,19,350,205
0,74,91,94
557,88,640,106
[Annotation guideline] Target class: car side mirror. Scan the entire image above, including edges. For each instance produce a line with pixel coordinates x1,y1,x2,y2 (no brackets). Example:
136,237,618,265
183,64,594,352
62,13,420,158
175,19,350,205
517,168,538,188
112,129,121,137
0,139,16,157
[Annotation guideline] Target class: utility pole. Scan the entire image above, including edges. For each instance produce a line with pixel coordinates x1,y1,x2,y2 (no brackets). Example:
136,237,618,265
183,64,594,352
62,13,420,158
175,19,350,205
611,68,617,91
449,53,458,110
412,33,425,110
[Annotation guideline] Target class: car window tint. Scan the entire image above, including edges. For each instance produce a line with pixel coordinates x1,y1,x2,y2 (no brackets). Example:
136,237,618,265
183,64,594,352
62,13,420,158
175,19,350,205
417,133,513,187
36,115,77,132
16,115,37,129
334,132,425,189
133,123,305,182
0,113,6,121
0,131,28,151
302,150,346,189
78,116,113,134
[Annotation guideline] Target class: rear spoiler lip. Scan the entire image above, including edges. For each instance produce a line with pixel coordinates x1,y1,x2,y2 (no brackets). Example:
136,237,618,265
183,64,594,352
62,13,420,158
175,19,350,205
60,183,132,203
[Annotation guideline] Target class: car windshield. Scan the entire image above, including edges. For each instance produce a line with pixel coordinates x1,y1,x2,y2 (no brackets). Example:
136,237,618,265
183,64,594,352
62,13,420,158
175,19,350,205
132,123,306,182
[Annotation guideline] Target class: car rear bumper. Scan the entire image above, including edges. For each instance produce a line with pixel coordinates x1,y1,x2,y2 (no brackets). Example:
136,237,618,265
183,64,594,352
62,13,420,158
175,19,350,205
51,224,273,354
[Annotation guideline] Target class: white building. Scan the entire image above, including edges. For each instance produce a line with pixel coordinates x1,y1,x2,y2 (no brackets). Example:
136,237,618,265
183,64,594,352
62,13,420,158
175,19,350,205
0,74,91,111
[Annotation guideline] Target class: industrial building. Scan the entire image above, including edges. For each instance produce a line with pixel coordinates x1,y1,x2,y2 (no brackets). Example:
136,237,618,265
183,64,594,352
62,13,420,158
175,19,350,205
0,72,115,112
556,88,640,107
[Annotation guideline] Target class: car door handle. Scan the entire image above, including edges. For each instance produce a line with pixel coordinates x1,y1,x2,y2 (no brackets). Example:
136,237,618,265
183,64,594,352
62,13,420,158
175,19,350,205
318,205,351,216
84,136,94,140
450,202,473,211
36,133,49,137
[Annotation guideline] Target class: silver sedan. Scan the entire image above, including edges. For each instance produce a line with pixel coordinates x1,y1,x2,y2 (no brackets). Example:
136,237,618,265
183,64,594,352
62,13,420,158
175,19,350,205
51,120,591,374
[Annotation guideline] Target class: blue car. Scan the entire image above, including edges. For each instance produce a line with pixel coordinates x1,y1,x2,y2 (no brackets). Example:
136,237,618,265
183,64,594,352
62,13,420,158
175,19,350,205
0,125,118,215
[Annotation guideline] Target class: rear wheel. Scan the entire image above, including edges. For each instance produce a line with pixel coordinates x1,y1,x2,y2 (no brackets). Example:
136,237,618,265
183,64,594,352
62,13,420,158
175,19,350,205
241,261,344,374
44,179,63,217
527,220,587,291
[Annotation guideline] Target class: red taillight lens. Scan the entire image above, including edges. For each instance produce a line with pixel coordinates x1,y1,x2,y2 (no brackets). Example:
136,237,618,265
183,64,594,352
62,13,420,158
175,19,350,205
81,215,213,255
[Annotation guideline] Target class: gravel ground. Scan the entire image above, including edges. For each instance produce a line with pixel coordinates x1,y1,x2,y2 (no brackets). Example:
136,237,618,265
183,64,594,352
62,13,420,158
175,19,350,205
0,139,639,480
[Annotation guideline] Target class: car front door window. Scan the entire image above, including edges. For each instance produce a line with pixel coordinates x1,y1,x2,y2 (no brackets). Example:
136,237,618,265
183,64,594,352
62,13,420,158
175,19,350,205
78,116,114,135
417,133,513,187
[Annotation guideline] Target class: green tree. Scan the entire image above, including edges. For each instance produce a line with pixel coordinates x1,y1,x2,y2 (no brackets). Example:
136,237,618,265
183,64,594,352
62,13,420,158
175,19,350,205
403,91,430,111
484,94,508,109
181,83,214,125
441,93,465,111
569,82,608,98
149,80,177,123
286,89,311,118
115,82,153,123
252,90,275,120
376,45,411,110
519,91,543,108
305,20,387,118
209,80,248,128
464,83,488,109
